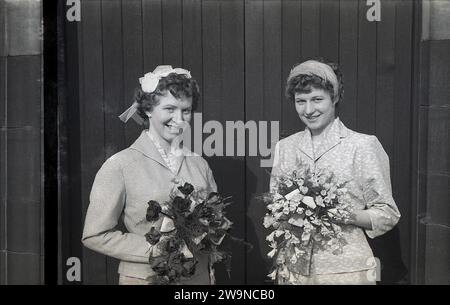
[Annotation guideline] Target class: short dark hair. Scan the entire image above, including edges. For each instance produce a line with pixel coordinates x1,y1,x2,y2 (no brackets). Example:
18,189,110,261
134,73,200,128
285,58,344,105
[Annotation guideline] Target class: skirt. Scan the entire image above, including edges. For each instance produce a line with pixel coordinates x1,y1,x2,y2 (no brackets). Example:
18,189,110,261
279,269,377,285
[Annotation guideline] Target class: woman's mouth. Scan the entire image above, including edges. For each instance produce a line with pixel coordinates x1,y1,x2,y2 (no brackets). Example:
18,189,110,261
165,123,182,134
304,115,321,122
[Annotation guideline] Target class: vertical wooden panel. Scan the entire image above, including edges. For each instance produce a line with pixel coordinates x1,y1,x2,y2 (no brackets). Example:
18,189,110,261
301,0,320,60
202,0,226,282
122,0,144,146
60,2,84,284
376,0,395,162
319,0,339,62
245,0,283,284
162,0,182,66
182,0,203,154
339,0,358,129
220,0,246,284
80,0,107,285
393,0,413,279
356,0,377,134
367,0,408,284
281,0,302,136
244,0,265,284
182,0,203,100
143,0,163,72
203,0,246,284
101,0,124,285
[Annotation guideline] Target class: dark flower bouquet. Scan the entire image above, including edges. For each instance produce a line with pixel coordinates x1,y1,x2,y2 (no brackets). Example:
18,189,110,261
260,163,352,282
144,182,233,284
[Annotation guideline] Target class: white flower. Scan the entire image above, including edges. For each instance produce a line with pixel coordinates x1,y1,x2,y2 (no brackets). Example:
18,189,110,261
291,237,300,245
284,231,292,239
139,72,160,93
267,270,277,280
285,179,293,187
275,230,285,238
284,188,300,201
283,207,290,214
316,196,325,207
268,248,277,258
301,231,311,242
289,203,297,212
263,215,276,228
296,207,304,214
288,215,304,227
290,254,298,264
273,193,284,202
295,178,304,186
294,247,303,256
302,196,316,209
139,65,191,93
300,186,309,194
266,231,275,242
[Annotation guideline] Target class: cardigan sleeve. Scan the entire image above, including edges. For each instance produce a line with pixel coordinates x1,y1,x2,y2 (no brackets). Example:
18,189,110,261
354,136,401,239
82,156,158,263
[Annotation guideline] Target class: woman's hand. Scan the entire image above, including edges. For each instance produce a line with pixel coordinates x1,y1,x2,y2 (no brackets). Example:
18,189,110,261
331,210,373,230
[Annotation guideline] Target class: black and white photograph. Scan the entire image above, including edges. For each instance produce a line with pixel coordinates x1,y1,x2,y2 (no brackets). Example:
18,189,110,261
0,0,449,288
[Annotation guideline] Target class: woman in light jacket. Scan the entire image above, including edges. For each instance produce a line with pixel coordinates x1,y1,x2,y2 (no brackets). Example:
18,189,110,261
82,66,217,285
270,59,401,284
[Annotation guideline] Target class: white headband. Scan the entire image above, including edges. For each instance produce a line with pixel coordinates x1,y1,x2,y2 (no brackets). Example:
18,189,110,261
288,60,339,99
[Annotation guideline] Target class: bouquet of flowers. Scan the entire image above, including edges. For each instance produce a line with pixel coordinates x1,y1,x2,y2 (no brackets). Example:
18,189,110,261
144,182,233,284
261,163,352,281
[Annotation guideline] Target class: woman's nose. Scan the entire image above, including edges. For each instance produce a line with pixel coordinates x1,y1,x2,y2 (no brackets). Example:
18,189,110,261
173,110,184,123
304,101,314,115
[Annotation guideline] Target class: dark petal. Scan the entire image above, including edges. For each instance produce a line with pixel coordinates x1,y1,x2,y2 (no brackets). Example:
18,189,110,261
178,183,195,196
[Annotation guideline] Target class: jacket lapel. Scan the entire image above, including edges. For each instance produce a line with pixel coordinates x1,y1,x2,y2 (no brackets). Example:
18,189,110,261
130,130,171,170
313,117,348,162
297,130,315,161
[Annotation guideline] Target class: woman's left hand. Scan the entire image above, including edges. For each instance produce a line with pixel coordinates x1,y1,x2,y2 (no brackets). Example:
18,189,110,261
332,210,373,230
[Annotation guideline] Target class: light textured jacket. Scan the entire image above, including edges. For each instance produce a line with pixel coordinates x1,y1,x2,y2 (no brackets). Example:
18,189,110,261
270,117,401,275
82,130,217,283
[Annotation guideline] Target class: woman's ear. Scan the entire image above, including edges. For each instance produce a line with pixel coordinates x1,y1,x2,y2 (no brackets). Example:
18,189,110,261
145,111,152,118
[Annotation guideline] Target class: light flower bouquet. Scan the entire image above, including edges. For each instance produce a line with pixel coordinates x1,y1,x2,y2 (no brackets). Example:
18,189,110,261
261,163,352,282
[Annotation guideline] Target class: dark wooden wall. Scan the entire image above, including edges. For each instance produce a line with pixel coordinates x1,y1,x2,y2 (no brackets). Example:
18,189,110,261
61,0,416,284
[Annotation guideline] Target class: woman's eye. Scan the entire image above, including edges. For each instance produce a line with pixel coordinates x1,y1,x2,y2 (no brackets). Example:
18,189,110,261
165,108,175,113
183,109,191,114
295,100,305,104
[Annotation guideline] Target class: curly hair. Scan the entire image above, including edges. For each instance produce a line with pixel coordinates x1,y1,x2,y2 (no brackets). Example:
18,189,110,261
285,58,344,106
134,73,200,128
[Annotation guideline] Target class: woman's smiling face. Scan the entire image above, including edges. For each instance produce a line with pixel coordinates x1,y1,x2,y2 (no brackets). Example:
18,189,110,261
294,87,336,136
147,92,192,145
